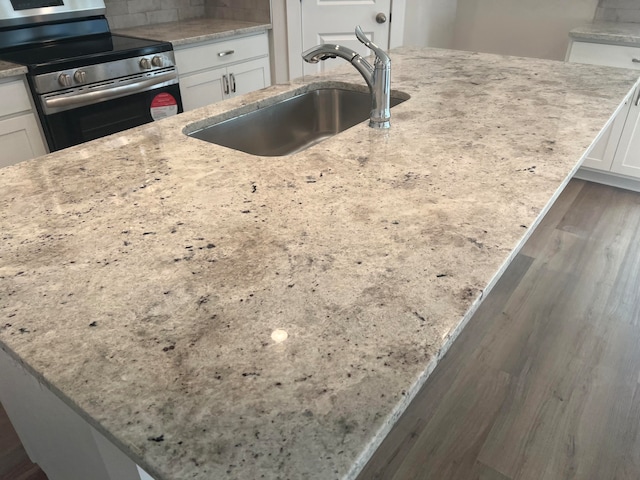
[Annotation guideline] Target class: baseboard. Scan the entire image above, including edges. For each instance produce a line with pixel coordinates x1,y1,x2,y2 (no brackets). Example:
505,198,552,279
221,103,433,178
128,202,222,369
574,167,640,193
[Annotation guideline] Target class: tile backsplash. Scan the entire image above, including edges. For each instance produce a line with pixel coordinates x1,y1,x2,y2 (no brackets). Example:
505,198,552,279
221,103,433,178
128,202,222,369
105,0,206,29
105,0,270,30
205,0,270,24
595,0,640,22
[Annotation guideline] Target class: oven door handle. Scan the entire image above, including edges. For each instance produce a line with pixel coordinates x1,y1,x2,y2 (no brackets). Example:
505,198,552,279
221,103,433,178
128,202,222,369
43,71,178,111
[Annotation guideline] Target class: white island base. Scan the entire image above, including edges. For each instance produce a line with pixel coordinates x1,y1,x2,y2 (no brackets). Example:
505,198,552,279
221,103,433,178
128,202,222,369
0,348,155,480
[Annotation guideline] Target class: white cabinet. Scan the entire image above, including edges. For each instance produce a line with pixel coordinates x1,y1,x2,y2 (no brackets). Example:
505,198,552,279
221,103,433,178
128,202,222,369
0,77,47,167
175,32,271,111
567,39,640,186
0,347,155,480
567,40,640,71
581,89,632,171
611,87,640,177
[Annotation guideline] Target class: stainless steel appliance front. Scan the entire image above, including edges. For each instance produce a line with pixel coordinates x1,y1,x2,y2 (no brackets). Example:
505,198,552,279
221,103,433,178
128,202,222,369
0,0,183,152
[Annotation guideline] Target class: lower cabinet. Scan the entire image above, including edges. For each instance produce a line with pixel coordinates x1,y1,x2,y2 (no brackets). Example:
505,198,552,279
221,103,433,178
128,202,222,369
581,91,631,172
178,56,271,111
0,77,47,167
568,39,640,186
579,83,640,183
175,31,271,111
610,87,640,177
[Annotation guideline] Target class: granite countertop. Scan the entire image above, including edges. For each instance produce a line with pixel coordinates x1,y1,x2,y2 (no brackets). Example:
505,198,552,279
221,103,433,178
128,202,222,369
570,21,640,46
0,47,638,480
114,18,271,47
0,60,27,79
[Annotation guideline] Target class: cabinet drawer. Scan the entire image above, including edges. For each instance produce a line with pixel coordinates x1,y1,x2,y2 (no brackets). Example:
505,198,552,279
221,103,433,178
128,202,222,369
568,41,640,70
175,32,269,75
0,79,33,117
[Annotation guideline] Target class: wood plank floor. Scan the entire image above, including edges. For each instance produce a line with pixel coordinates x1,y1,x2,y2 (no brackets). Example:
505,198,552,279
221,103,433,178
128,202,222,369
1,180,639,480
358,179,640,480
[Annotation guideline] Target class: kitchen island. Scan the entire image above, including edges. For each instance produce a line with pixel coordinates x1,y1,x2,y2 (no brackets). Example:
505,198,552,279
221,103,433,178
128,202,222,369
0,47,638,480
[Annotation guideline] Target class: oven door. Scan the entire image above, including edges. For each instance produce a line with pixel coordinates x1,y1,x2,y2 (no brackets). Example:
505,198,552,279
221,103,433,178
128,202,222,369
41,82,183,152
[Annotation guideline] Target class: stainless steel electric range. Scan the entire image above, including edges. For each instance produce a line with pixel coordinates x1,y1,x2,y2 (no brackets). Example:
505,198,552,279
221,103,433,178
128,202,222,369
0,0,183,152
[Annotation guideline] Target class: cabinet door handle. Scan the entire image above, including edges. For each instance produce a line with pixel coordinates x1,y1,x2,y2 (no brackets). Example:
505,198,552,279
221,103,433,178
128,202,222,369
223,74,230,95
230,73,236,93
636,88,640,106
218,50,235,57
633,58,640,63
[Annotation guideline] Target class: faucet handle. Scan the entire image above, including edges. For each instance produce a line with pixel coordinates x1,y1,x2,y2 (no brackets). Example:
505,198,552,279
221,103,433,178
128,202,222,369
355,25,390,65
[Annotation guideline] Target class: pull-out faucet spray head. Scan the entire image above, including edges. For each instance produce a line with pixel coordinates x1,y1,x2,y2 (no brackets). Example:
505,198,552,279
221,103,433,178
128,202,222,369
302,26,392,129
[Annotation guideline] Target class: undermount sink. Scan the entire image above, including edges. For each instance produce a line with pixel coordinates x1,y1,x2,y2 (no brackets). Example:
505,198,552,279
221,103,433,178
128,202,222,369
184,85,409,156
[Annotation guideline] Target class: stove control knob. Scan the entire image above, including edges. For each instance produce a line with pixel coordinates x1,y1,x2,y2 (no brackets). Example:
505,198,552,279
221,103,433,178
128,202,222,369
73,70,87,84
139,57,152,70
151,55,164,67
58,73,72,88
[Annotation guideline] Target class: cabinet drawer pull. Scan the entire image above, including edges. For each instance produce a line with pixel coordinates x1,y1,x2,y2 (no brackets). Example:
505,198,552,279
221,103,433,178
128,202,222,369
632,58,640,63
218,50,235,57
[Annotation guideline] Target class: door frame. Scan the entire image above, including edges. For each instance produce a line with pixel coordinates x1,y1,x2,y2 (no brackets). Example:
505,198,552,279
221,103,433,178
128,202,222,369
284,0,406,81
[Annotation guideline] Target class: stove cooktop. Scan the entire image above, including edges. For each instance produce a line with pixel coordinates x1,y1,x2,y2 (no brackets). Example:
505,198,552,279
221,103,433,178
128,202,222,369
0,34,173,74
0,16,172,75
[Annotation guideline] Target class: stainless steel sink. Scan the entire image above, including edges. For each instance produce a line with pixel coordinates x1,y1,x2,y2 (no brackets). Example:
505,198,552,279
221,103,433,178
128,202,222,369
185,86,409,156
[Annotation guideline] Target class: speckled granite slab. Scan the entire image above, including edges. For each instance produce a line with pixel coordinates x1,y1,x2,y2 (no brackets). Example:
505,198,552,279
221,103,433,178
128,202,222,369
114,18,270,46
0,61,27,79
1,47,638,480
570,21,640,46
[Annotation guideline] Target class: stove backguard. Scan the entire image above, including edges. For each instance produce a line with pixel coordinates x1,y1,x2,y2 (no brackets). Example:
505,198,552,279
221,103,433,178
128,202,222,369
0,0,105,28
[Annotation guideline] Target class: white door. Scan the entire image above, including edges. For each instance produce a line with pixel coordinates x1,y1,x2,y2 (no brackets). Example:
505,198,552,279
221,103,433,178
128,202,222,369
301,0,392,76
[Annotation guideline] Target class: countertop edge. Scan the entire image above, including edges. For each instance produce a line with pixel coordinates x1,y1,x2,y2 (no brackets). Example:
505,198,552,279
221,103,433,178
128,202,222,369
346,75,640,477
0,62,28,79
170,24,272,47
346,158,583,480
569,21,640,46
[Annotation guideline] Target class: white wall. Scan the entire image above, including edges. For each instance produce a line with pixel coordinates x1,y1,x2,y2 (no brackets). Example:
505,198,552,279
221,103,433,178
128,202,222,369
452,0,599,61
270,0,289,83
402,0,457,49
595,0,640,23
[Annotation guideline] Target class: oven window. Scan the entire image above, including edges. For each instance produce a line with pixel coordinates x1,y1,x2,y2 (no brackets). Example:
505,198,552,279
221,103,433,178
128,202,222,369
42,84,183,152
10,0,64,11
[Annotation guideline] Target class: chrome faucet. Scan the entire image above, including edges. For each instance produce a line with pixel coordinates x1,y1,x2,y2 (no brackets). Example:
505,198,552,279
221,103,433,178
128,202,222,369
302,26,391,129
